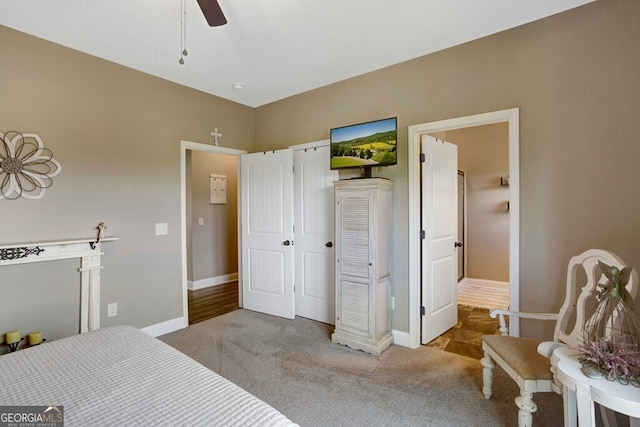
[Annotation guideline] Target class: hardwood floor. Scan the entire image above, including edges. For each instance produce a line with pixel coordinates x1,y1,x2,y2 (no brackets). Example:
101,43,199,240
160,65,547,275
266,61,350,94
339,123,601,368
188,281,239,325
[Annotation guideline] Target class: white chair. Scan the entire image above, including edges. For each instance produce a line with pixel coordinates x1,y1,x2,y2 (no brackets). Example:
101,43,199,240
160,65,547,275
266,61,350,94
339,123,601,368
480,249,638,427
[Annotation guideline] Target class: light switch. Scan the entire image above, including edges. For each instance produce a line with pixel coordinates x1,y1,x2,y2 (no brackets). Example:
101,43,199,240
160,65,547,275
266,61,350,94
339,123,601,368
198,217,204,226
155,223,168,235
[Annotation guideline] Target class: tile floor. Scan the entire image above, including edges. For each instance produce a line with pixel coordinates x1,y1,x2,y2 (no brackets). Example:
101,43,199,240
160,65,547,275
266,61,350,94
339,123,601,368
426,305,500,359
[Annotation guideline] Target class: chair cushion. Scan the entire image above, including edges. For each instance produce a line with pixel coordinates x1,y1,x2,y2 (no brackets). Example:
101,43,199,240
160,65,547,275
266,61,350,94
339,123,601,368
482,335,552,381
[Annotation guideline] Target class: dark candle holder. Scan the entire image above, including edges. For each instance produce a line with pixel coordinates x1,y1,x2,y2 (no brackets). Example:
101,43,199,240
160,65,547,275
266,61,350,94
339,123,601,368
6,337,24,353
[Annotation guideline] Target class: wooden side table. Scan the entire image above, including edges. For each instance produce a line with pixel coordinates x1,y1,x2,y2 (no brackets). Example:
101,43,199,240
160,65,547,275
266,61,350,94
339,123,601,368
553,346,640,427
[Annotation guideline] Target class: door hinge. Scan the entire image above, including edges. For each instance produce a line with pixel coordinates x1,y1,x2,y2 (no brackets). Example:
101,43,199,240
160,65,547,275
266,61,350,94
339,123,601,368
420,153,425,163
421,306,426,316
420,230,425,240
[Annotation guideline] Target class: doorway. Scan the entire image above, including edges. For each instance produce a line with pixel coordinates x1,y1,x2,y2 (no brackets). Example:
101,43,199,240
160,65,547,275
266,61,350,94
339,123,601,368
407,108,520,349
430,124,511,311
424,124,510,357
180,141,247,327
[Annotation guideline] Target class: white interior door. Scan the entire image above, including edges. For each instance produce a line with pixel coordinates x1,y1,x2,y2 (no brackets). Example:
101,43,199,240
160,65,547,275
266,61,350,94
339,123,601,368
293,144,338,324
241,149,295,319
457,171,465,282
421,135,459,344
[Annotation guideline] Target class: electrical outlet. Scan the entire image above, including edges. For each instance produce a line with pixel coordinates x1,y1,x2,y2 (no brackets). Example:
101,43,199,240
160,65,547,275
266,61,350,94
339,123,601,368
198,217,204,226
391,297,395,310
155,223,168,235
107,303,118,317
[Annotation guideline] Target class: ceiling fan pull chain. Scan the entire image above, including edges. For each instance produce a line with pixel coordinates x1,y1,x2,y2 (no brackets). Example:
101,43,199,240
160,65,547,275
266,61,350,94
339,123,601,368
182,0,188,56
179,0,188,65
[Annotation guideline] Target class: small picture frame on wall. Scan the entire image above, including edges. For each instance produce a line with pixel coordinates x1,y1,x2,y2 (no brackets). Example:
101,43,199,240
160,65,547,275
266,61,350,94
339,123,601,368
210,174,227,204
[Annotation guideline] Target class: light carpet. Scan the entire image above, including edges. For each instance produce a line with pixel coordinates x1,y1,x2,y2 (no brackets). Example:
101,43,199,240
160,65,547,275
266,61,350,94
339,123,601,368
160,309,563,427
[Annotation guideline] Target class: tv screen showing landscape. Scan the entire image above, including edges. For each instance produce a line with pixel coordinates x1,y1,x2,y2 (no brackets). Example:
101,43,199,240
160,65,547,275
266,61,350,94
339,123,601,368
330,117,397,170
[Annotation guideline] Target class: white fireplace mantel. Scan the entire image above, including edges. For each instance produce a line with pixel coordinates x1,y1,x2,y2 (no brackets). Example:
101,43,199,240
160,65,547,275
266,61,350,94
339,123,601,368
0,237,118,334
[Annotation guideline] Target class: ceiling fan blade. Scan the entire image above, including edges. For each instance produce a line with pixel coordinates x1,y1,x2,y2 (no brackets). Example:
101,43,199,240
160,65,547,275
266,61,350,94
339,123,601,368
196,0,227,27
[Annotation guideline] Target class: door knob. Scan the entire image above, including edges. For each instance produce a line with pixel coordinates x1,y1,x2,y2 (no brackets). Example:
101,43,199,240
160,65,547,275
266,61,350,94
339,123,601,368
454,242,463,248
283,240,291,246
326,242,333,248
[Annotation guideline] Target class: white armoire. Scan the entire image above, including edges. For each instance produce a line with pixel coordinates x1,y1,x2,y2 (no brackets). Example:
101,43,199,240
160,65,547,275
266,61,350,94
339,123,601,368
331,178,393,356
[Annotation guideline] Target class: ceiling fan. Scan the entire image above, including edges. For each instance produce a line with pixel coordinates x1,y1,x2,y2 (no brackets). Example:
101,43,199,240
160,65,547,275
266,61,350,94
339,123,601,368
196,0,227,26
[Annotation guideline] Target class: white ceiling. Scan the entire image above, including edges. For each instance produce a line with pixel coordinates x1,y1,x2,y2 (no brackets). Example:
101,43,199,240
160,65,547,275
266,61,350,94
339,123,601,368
0,0,593,108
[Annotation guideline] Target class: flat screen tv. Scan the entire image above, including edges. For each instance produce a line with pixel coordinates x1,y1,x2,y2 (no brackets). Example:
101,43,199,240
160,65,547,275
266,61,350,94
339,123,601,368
330,117,397,178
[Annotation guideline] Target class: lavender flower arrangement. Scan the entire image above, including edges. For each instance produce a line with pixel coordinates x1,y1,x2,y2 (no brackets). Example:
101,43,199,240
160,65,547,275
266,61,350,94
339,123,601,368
577,337,640,386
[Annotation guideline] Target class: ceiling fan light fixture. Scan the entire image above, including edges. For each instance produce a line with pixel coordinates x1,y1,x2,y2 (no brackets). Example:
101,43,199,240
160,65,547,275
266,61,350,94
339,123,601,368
197,0,227,27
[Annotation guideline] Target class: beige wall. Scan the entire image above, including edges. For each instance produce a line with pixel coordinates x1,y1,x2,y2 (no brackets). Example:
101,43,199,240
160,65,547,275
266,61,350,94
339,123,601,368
255,0,640,338
445,123,510,283
0,26,254,339
2,0,640,342
188,151,238,282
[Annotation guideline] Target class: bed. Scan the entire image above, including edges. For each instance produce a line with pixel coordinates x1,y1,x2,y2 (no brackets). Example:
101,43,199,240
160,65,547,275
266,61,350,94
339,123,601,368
0,325,298,426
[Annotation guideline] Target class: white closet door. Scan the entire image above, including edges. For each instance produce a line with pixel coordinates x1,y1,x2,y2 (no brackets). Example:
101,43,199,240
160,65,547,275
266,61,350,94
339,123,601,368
421,135,459,344
293,144,338,324
240,149,295,319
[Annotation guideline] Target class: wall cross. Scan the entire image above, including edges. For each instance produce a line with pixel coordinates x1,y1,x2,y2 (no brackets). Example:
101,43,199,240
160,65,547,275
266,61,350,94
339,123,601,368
210,128,222,146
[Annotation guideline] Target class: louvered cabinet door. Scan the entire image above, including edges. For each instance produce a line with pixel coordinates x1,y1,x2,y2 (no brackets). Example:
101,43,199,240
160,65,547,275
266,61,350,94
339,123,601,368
337,194,372,334
332,178,393,356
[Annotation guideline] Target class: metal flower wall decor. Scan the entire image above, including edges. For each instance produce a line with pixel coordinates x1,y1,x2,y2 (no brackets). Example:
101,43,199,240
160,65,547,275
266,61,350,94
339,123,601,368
0,131,62,200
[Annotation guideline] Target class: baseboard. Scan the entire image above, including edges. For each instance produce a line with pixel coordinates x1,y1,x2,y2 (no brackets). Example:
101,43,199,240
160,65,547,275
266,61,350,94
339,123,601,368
141,316,188,337
460,277,509,290
188,272,238,290
144,317,413,347
392,329,412,348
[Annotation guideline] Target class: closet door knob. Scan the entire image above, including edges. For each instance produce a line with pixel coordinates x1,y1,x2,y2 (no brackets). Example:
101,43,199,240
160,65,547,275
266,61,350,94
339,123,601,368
326,242,333,248
283,240,291,246
454,242,463,248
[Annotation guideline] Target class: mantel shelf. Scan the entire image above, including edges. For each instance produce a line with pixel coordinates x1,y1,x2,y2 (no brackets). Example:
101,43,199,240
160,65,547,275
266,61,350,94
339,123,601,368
0,236,118,250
